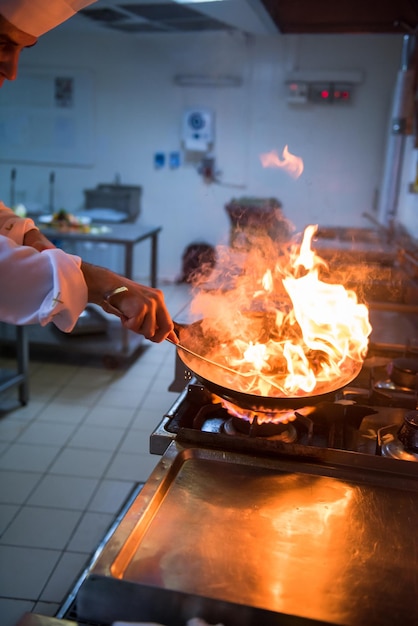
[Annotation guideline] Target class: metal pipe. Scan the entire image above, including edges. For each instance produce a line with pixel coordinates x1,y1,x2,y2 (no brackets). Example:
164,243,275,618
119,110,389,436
10,168,16,207
377,35,416,228
400,33,413,69
49,171,55,213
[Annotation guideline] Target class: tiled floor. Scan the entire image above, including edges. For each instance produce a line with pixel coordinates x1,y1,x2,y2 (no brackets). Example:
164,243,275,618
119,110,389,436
0,282,191,626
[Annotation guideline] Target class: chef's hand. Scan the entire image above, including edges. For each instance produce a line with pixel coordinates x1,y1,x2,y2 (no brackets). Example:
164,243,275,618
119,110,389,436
81,262,177,343
103,280,177,343
23,228,56,252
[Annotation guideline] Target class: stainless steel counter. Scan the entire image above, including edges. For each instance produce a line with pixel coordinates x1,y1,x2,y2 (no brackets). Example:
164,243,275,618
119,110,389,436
368,302,418,354
37,222,161,286
77,441,418,626
312,226,418,355
21,222,163,367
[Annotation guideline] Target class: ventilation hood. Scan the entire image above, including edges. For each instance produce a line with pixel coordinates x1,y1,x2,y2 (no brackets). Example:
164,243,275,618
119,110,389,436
69,0,278,36
67,0,418,36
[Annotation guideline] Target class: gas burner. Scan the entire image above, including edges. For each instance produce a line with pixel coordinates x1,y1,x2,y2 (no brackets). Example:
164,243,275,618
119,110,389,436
220,397,299,425
223,415,298,442
378,410,418,462
155,378,418,462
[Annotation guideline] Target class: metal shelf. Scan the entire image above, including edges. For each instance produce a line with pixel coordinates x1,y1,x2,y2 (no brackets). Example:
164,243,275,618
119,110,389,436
1,319,145,369
27,221,161,367
0,325,29,406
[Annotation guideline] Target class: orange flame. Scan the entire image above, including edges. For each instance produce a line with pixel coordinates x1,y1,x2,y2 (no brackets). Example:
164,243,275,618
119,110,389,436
184,225,372,399
260,145,304,179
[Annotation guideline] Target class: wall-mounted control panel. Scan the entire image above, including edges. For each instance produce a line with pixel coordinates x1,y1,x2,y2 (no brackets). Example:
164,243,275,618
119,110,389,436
309,82,353,104
286,81,353,104
285,71,361,106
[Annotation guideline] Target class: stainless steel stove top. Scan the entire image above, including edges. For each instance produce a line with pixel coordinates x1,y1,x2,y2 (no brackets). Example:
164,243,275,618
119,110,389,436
151,350,418,468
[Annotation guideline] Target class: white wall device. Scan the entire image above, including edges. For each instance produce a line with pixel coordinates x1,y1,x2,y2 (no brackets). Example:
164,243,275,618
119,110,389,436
182,108,214,152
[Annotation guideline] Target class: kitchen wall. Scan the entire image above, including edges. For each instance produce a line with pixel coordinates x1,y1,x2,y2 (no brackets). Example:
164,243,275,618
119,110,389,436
0,27,409,281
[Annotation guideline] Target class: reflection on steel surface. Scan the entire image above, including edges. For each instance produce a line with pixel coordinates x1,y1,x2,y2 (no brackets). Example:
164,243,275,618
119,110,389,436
87,443,418,626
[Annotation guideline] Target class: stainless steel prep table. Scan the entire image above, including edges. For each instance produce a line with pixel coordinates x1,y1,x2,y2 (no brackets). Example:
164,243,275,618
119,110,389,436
38,222,162,287
3,223,163,367
0,325,29,406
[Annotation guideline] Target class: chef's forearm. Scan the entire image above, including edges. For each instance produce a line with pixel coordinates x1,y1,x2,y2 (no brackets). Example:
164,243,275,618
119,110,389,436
81,261,126,306
0,237,87,331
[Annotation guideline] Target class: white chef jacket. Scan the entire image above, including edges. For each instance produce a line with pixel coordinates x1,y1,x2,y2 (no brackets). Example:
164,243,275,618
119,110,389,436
0,202,88,331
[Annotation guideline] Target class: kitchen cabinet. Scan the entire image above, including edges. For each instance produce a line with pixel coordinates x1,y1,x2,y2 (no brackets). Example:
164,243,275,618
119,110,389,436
0,324,29,406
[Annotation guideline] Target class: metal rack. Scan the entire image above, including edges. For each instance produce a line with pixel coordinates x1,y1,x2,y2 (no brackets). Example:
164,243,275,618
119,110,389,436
21,222,161,368
0,325,29,406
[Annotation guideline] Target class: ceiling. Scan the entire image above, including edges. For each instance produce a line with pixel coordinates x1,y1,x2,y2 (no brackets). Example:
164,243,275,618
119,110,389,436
260,0,418,34
68,0,418,36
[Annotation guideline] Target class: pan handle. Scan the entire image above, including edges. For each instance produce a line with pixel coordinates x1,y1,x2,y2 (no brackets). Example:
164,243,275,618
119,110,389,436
165,336,254,378
173,320,189,336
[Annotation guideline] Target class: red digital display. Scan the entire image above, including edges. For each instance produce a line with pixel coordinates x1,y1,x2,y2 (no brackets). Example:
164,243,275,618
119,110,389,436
333,89,350,101
309,83,352,103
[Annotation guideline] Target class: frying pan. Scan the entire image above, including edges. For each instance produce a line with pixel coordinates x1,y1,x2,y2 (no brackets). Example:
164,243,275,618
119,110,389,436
170,320,362,412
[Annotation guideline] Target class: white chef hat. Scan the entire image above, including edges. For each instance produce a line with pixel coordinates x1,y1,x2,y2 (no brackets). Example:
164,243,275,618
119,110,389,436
0,0,97,37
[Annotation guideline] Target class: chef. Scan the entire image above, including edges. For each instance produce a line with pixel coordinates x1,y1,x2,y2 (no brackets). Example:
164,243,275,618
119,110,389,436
0,0,176,343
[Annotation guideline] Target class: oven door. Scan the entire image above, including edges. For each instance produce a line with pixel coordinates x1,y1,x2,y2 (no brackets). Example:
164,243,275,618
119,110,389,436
76,440,418,626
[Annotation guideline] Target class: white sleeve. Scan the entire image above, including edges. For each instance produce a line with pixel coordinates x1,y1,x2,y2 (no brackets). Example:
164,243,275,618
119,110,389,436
0,236,88,332
0,201,37,244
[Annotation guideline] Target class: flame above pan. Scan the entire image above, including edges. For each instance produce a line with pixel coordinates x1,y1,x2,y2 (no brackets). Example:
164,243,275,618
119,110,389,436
177,224,372,402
